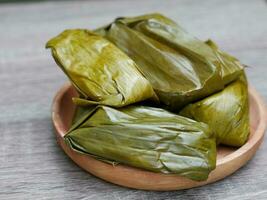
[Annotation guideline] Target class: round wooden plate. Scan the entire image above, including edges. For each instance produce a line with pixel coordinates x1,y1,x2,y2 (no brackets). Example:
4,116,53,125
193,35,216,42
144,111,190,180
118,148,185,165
52,83,267,191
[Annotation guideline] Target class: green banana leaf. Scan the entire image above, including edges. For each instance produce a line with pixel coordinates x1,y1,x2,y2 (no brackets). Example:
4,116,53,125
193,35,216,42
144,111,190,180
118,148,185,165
116,13,219,63
101,21,223,111
46,29,156,107
65,105,216,181
205,40,244,85
95,13,244,110
119,13,243,85
180,74,249,147
72,105,94,125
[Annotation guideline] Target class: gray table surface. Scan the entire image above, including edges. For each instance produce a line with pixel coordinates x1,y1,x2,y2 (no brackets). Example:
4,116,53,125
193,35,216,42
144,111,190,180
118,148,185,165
1,0,267,199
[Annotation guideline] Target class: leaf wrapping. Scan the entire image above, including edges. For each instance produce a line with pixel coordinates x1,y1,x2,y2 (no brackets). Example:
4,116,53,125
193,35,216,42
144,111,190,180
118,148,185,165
180,74,249,146
46,29,156,107
97,14,226,110
65,105,216,181
96,14,243,111
45,13,250,181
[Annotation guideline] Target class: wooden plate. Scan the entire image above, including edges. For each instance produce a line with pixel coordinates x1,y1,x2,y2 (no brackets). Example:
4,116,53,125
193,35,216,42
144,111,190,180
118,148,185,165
52,83,267,191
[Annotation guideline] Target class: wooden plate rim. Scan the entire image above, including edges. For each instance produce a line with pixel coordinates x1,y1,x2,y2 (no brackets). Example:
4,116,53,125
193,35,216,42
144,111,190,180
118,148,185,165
51,83,267,190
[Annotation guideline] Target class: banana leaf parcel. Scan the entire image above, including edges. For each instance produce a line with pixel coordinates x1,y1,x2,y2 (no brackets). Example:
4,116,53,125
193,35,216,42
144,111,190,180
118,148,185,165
180,74,249,147
65,105,216,181
205,40,244,85
115,13,244,85
96,14,244,111
46,29,156,107
98,17,223,111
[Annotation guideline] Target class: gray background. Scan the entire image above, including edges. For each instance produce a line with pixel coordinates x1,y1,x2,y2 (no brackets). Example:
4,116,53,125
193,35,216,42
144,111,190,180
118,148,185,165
0,0,267,199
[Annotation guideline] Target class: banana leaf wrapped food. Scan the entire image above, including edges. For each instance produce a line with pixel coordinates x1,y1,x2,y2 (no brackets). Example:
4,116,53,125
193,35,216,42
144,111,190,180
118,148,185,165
46,29,156,107
205,40,244,85
97,16,222,111
65,105,216,181
116,14,244,85
96,13,244,110
180,74,249,147
45,13,251,182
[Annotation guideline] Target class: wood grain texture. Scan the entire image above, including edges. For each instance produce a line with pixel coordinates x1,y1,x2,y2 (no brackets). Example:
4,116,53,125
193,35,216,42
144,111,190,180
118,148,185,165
0,0,267,199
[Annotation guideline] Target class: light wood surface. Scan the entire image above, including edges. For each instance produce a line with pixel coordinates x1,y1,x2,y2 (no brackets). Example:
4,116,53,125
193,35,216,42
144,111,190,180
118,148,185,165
52,84,266,191
1,0,267,199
